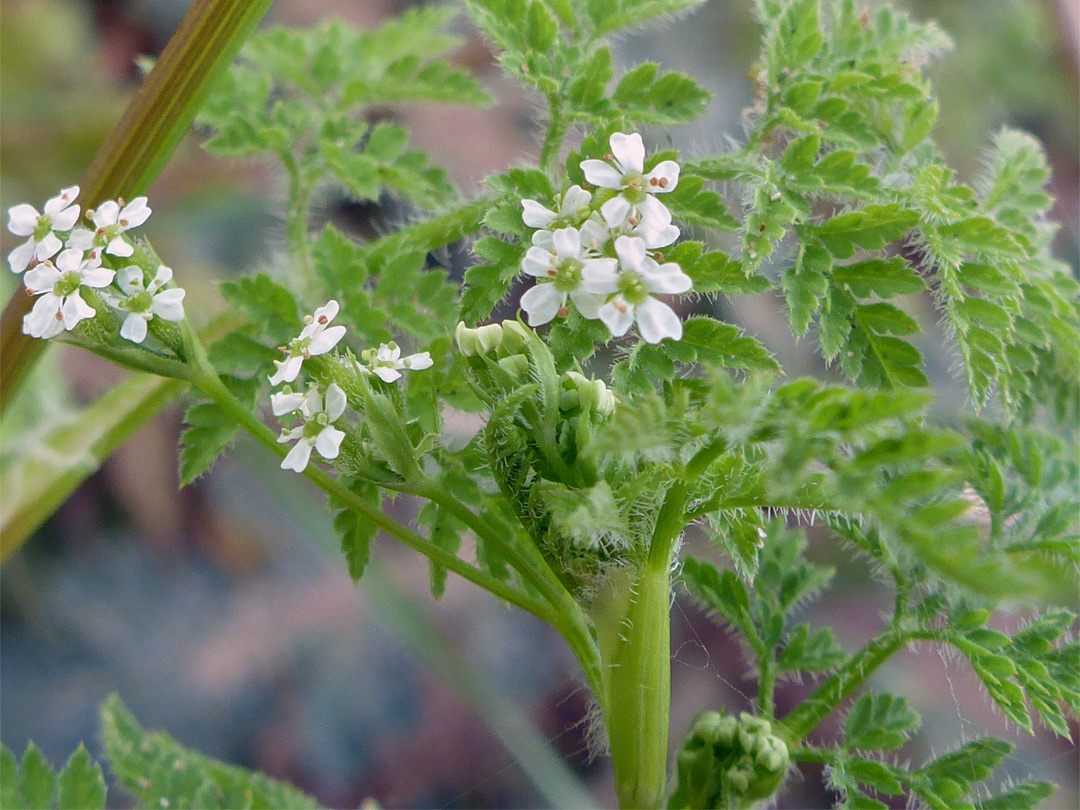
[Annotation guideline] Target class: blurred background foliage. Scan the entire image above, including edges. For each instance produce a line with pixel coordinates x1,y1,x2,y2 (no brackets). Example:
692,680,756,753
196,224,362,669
1,0,1077,807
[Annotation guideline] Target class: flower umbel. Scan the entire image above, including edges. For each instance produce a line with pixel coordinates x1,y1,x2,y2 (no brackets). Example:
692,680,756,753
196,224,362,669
110,265,186,343
7,186,81,273
276,383,348,473
582,235,692,344
361,342,434,383
22,248,115,339
268,300,347,385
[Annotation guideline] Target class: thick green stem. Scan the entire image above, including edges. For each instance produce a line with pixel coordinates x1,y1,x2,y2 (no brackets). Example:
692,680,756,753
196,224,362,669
596,561,673,809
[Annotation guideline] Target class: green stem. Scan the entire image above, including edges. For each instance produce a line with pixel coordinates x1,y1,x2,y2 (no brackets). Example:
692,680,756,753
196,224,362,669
192,370,555,624
0,0,274,412
539,95,567,174
598,560,673,809
780,628,910,742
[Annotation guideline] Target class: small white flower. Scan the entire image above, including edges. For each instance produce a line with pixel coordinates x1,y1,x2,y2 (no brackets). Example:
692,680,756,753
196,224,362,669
109,265,186,343
21,248,115,339
520,227,616,326
67,196,152,258
581,235,692,344
580,132,680,229
521,184,592,230
268,300,347,386
362,342,434,383
7,186,81,273
277,383,348,473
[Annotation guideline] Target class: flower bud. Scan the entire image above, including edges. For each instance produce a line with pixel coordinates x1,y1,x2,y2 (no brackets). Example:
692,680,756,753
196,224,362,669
455,322,503,356
497,353,530,381
500,319,531,353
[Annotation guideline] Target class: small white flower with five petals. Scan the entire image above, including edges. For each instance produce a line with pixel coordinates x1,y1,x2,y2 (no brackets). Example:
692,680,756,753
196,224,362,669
276,383,348,473
110,265,186,343
522,184,593,232
520,227,616,326
22,248,114,339
67,196,152,258
582,235,692,344
361,342,434,383
7,186,81,273
580,132,680,229
268,300,347,386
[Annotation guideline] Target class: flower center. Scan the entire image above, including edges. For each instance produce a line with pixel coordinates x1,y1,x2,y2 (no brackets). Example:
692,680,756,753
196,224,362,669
616,270,649,306
53,271,82,298
302,420,324,440
32,216,53,242
621,172,648,205
127,290,153,313
552,258,583,292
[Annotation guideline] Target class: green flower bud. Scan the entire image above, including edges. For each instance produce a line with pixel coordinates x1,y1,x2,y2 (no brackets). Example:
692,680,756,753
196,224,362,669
726,765,750,794
499,319,531,353
455,322,504,356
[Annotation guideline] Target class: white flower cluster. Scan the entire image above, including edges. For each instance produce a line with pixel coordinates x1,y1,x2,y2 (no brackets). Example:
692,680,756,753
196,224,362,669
519,132,692,344
8,187,185,342
267,300,433,473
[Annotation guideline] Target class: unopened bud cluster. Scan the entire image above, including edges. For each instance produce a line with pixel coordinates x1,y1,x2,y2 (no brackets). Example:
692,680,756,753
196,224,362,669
671,711,790,808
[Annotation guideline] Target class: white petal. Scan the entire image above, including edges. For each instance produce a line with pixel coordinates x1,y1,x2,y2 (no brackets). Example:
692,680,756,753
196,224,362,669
614,235,648,272
531,229,554,250
44,186,79,215
520,283,563,326
298,386,323,418
373,366,402,383
307,324,346,355
646,160,680,193
278,426,304,443
522,246,556,278
34,232,63,262
8,204,40,236
80,267,116,289
640,195,673,226
315,425,345,460
600,196,632,228
610,132,646,174
105,236,133,257
580,159,624,189
120,313,149,343
93,200,119,228
579,218,609,252
598,297,635,338
569,289,604,320
8,240,36,273
61,290,96,329
642,263,693,295
24,295,63,338
268,354,303,385
281,440,313,472
521,200,557,228
311,299,339,324
402,352,433,370
324,383,348,421
639,222,680,249
65,228,95,251
119,197,151,228
580,261,621,295
552,227,581,259
53,248,84,273
117,266,145,295
50,205,80,231
561,185,592,214
150,288,186,321
23,263,62,294
636,297,683,344
149,264,173,291
271,390,306,416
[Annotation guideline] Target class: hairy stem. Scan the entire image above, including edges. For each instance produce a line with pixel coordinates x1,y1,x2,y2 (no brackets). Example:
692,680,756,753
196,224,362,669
539,96,568,174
